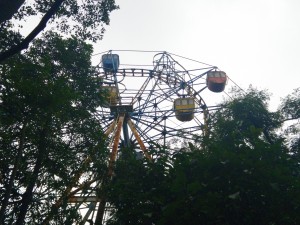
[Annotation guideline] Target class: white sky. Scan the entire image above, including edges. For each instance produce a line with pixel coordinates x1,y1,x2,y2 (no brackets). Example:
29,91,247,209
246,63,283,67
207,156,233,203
94,0,300,109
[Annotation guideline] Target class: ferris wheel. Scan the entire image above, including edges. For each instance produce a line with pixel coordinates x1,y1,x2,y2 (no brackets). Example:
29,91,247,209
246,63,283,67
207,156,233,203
66,50,228,224
96,50,227,156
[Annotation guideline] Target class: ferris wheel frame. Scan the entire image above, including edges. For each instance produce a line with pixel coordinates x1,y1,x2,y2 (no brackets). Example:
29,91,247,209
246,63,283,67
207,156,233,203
96,51,222,155
63,50,227,224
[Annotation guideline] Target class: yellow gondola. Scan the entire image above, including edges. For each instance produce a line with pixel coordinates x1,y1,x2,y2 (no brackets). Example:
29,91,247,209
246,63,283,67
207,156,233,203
101,86,118,107
174,97,195,122
206,70,227,93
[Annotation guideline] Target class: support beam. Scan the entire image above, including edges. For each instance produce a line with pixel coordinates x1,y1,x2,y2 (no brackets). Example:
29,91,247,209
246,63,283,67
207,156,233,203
203,108,209,136
68,196,100,203
122,117,130,147
108,115,124,175
80,202,96,225
128,118,152,161
104,120,117,137
95,115,125,225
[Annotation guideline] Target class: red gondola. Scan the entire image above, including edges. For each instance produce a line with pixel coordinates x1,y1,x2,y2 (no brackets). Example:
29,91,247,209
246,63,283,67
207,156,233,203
206,71,227,93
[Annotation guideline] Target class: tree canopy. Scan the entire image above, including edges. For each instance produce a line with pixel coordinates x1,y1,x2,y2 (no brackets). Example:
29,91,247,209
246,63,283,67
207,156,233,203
0,0,118,62
1,4,300,221
0,0,119,222
105,87,300,225
0,32,299,223
0,31,108,224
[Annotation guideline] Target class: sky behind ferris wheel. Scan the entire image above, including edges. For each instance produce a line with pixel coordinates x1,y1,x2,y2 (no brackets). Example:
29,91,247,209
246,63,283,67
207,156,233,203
94,0,300,109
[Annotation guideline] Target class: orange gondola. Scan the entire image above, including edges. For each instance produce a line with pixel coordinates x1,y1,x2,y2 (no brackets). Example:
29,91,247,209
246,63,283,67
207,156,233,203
206,70,227,93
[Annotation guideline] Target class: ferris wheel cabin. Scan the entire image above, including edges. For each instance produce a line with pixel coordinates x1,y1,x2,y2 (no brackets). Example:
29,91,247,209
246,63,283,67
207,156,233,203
101,86,118,107
102,54,120,73
174,97,195,122
206,71,227,93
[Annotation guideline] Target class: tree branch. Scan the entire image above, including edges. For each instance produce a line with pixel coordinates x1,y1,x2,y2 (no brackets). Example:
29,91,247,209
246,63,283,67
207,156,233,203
0,0,65,63
281,117,300,123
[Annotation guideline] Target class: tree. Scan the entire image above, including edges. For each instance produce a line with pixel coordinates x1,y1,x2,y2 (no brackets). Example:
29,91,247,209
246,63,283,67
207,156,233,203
106,146,173,225
280,88,300,143
0,0,24,23
279,88,300,176
0,0,118,62
0,32,108,224
106,87,300,225
280,88,300,121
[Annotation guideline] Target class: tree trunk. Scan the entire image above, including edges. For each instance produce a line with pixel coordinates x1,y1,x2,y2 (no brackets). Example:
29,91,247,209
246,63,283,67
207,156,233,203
15,127,48,225
94,199,106,225
0,0,65,63
0,123,27,224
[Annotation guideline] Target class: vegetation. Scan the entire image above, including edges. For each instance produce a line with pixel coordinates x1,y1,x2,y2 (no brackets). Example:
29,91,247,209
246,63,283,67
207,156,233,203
0,0,118,62
0,1,117,223
0,32,108,224
106,88,300,225
1,3,299,223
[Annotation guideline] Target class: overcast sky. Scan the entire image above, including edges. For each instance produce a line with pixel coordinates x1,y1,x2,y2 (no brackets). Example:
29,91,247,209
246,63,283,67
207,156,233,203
94,0,300,109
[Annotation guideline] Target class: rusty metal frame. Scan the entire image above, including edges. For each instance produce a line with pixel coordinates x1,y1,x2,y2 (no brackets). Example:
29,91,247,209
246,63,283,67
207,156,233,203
127,118,152,161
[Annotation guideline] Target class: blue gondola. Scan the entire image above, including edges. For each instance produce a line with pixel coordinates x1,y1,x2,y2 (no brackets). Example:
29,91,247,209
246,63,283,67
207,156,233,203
102,54,120,73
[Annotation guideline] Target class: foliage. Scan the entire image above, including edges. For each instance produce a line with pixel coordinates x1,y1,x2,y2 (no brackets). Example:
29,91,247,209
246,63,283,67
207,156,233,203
0,0,118,62
106,87,300,225
279,88,300,176
279,88,300,138
280,88,300,121
2,0,118,41
0,32,108,224
0,0,24,23
106,146,173,225
209,87,282,145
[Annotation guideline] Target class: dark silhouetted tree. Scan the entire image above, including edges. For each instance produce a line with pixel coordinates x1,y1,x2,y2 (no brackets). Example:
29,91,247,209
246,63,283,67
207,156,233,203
106,88,300,225
0,32,108,224
0,0,118,62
